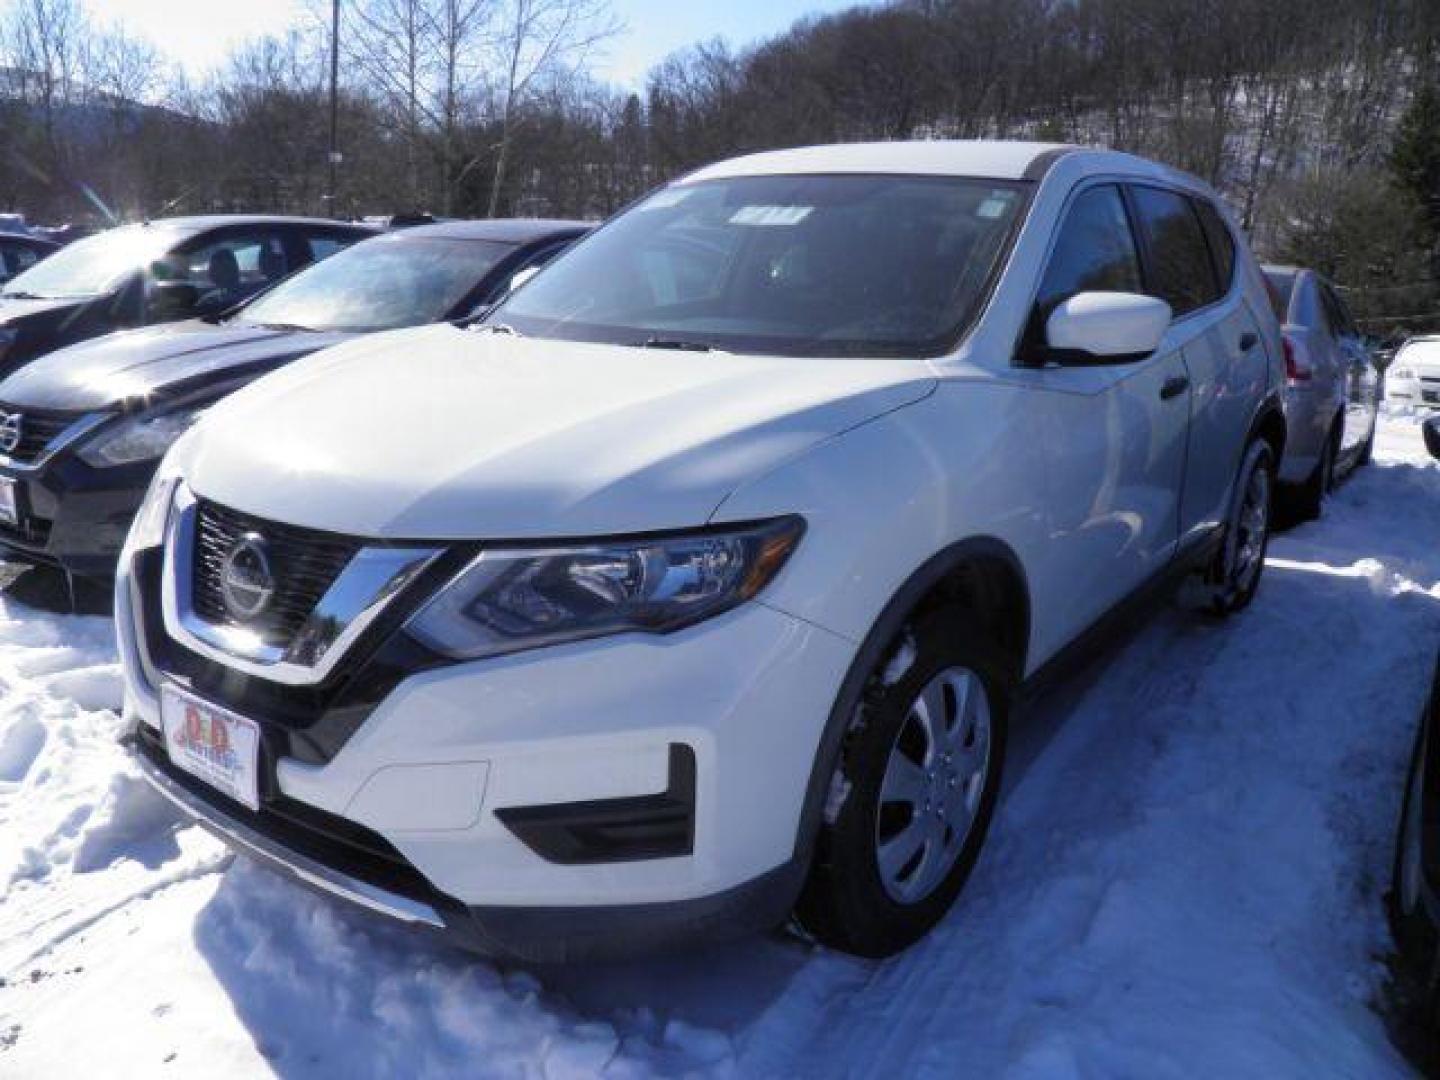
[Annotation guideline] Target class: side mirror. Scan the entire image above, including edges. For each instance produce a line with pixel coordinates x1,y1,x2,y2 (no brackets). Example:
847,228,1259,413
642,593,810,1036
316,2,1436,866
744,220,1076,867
149,280,201,321
1044,291,1172,364
507,265,542,294
1423,416,1440,462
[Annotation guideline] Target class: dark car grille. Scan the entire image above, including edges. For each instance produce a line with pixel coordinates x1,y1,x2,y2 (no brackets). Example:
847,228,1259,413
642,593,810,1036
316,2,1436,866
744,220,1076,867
0,405,82,463
192,500,361,647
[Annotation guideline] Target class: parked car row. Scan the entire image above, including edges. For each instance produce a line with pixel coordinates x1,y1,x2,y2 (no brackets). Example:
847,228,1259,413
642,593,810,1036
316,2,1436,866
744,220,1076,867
0,218,587,584
0,141,1401,965
1262,265,1379,519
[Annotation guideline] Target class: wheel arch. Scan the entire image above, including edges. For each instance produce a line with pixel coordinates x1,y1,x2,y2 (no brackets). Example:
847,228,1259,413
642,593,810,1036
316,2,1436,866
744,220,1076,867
788,535,1030,867
1251,395,1286,465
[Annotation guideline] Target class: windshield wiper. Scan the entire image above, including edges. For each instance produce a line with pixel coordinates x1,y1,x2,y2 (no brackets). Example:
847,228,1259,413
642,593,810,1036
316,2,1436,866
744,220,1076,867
0,291,47,300
634,337,714,352
472,322,522,337
252,321,315,333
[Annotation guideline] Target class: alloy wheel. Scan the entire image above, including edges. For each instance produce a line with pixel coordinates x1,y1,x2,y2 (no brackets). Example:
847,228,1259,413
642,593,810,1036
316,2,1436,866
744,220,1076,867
1227,456,1270,595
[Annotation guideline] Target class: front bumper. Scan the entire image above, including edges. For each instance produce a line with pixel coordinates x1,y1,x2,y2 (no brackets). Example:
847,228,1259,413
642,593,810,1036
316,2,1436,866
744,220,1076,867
1385,375,1440,409
118,535,856,958
0,449,152,581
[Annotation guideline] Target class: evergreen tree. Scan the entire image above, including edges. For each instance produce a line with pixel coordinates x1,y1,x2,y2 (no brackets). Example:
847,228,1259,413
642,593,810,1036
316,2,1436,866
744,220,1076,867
1392,79,1440,261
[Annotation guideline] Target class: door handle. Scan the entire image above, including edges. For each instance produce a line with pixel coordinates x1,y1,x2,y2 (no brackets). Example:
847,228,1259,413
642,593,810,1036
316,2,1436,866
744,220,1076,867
1160,375,1190,400
1239,332,1259,352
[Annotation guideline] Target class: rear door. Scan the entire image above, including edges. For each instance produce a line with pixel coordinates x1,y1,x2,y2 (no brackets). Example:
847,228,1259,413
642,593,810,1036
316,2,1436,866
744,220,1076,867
1133,188,1269,547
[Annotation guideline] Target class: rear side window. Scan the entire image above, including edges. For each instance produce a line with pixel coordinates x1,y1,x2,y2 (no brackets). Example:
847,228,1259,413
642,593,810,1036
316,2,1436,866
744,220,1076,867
1194,198,1237,292
1034,184,1143,316
1263,268,1296,322
1130,186,1221,317
1320,281,1358,338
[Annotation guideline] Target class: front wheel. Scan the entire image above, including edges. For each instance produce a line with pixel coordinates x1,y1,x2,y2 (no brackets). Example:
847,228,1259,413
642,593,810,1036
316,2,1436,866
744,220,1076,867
795,609,1011,957
1205,438,1274,616
1391,726,1438,972
1356,416,1376,467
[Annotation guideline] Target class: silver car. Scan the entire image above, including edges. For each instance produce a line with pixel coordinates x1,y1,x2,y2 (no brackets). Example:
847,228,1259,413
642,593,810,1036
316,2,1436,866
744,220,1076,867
1263,265,1380,519
1383,335,1440,408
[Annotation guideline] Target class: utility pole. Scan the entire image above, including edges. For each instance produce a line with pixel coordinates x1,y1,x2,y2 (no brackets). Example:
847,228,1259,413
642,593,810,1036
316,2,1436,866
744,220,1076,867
327,0,342,217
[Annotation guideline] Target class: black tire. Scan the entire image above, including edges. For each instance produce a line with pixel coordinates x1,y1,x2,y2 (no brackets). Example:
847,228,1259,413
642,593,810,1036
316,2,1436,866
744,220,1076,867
795,608,1011,958
1357,420,1375,468
1391,725,1439,980
1205,438,1275,617
1292,421,1339,522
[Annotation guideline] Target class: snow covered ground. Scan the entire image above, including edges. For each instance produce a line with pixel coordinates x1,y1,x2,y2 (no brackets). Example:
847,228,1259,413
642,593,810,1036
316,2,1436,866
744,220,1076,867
1,409,1436,1078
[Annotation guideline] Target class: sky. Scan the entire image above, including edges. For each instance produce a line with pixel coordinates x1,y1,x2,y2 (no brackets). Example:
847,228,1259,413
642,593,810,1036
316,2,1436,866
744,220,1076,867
101,0,865,90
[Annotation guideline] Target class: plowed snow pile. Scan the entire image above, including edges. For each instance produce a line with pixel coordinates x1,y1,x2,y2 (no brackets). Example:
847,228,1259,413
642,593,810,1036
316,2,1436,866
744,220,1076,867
0,411,1433,1078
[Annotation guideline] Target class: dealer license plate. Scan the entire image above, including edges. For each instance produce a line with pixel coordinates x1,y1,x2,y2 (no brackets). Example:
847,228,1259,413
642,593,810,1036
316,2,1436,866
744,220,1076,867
160,684,262,812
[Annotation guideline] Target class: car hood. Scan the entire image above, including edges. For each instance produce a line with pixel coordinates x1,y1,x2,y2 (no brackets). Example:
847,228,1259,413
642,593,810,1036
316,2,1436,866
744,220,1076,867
0,295,86,327
182,325,937,539
0,322,354,410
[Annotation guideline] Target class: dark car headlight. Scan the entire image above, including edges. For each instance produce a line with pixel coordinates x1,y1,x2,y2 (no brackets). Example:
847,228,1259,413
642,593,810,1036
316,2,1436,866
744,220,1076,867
77,406,206,468
406,516,804,660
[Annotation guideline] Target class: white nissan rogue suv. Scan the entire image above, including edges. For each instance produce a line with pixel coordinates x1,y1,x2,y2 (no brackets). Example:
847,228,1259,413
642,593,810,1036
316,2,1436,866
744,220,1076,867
117,142,1285,961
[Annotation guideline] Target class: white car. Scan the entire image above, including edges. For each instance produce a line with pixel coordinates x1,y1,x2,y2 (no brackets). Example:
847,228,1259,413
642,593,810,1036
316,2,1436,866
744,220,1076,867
1385,336,1440,408
1262,265,1379,519
117,141,1286,961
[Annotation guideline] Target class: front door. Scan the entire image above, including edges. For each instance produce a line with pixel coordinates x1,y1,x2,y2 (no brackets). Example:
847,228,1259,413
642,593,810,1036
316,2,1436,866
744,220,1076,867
1027,182,1191,644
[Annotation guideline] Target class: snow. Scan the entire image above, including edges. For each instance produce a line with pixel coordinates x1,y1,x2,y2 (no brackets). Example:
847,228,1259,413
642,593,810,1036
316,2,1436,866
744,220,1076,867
1,408,1436,1077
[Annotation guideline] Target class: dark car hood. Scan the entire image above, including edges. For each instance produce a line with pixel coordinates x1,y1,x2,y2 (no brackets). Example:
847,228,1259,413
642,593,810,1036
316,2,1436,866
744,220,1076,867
0,294,89,330
0,321,355,410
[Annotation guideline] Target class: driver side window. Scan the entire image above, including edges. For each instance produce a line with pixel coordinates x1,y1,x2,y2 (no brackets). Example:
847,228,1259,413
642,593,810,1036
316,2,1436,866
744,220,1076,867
1036,185,1144,317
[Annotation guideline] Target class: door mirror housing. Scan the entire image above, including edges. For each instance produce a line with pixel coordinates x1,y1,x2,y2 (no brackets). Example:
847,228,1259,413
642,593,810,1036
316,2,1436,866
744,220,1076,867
148,280,202,321
1043,291,1172,365
1423,416,1440,462
507,265,542,294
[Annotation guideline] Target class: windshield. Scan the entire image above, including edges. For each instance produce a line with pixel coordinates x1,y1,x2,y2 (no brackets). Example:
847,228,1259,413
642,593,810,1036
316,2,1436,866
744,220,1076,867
491,174,1028,357
238,235,515,332
2,225,179,299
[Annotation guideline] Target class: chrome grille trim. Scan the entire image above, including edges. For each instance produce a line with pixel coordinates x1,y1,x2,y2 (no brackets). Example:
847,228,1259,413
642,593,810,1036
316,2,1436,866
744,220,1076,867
193,500,361,646
160,483,442,686
0,410,111,472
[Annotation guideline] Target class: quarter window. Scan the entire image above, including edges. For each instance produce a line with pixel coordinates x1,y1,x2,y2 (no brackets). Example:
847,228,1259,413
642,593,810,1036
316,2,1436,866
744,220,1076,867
1320,281,1358,338
1130,186,1221,317
1193,199,1237,292
1034,184,1143,317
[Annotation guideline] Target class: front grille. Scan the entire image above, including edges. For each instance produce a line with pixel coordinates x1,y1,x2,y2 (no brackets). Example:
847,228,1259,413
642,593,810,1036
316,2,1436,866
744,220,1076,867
0,405,82,463
192,500,361,648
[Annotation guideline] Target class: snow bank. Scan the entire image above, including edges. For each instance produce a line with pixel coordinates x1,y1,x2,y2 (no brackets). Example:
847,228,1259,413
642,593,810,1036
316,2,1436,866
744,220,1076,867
0,409,1434,1077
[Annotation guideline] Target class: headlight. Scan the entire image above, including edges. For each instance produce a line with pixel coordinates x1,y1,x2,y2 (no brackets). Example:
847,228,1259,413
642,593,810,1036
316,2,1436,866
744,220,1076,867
127,471,178,551
406,516,804,660
77,406,205,467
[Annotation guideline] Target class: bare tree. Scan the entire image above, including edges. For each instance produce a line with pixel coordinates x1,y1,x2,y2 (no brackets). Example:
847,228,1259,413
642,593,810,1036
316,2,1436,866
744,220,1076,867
482,0,618,216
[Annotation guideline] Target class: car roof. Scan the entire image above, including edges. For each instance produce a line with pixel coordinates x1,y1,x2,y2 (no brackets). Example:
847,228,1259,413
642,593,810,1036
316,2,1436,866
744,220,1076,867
680,140,1220,196
129,215,377,237
397,218,592,243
